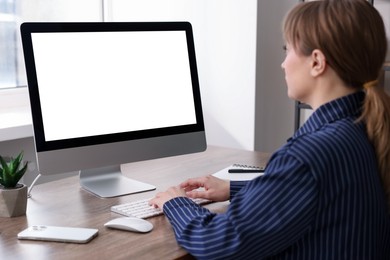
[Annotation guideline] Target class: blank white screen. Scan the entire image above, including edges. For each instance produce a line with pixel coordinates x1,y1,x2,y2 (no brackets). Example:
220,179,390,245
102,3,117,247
31,31,197,141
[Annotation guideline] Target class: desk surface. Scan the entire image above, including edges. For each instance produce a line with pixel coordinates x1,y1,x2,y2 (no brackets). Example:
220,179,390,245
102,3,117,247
0,146,269,260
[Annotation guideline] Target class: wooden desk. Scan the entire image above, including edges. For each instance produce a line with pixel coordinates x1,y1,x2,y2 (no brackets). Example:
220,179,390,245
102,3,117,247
0,146,269,260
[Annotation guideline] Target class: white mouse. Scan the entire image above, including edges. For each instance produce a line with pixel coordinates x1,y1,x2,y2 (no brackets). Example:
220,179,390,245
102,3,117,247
104,217,153,233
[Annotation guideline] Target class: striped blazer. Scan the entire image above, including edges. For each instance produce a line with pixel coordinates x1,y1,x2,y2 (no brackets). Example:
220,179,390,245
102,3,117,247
164,91,390,259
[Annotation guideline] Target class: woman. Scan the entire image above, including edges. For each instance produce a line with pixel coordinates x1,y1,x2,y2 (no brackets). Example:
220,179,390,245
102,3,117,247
150,0,390,259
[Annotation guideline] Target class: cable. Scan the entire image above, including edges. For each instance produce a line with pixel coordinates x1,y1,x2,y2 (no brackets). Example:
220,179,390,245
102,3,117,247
27,173,42,198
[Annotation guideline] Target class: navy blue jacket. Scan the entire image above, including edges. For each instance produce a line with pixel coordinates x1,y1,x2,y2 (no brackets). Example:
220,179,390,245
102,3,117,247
163,91,390,259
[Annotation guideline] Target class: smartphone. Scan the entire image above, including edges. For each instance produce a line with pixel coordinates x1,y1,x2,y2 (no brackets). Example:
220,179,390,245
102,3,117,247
18,225,98,244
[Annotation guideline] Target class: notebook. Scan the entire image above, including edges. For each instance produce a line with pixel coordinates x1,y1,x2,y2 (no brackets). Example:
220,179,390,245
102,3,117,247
212,164,265,181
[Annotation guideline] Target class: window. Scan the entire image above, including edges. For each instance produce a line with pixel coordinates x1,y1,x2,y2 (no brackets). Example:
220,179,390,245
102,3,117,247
0,0,102,90
0,0,24,89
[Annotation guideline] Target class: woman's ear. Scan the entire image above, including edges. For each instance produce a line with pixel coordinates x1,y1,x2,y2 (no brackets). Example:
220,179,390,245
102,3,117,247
310,49,326,77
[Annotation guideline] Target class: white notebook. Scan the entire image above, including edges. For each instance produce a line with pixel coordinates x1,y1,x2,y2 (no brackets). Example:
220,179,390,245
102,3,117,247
213,164,265,181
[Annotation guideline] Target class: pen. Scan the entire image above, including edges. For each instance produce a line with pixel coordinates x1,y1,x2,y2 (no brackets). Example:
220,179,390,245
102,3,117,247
228,168,264,173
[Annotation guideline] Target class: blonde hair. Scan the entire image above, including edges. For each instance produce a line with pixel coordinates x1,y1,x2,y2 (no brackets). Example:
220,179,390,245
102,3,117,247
283,0,390,212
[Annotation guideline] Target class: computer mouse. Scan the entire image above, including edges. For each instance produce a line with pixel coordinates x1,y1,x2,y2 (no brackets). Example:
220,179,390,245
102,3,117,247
104,217,153,233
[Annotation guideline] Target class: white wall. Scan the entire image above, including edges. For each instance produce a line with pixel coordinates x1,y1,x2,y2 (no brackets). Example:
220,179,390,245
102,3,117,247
107,0,258,150
21,0,102,21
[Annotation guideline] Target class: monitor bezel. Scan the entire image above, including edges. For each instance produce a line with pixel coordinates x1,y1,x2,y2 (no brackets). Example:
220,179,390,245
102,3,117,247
20,21,205,153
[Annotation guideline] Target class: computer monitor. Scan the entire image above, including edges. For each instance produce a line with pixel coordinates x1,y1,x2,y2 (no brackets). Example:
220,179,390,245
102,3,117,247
20,22,206,198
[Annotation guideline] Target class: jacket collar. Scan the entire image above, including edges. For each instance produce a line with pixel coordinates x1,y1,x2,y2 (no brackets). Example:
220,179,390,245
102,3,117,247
293,91,365,139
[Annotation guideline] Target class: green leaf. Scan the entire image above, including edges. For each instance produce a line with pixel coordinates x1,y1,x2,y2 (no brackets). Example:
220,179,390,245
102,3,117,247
0,152,28,188
11,152,23,173
0,155,8,172
14,162,28,185
0,156,10,187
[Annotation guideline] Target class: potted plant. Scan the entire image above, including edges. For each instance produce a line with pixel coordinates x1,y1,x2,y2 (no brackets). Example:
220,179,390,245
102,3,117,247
0,152,28,217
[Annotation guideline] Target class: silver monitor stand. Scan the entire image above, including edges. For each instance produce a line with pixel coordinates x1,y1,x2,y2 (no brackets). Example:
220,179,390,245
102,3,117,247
79,166,156,198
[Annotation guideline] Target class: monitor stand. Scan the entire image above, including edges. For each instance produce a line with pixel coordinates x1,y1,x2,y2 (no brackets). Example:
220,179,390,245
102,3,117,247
79,166,156,198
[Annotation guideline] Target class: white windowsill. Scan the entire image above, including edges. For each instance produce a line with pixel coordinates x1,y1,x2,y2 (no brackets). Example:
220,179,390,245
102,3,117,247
0,88,33,142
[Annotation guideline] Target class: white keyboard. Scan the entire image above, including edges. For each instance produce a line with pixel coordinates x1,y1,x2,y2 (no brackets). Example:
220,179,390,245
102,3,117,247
111,197,211,219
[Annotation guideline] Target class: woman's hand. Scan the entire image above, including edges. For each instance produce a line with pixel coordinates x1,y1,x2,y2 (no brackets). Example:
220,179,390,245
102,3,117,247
149,175,230,210
180,175,230,202
149,186,186,209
